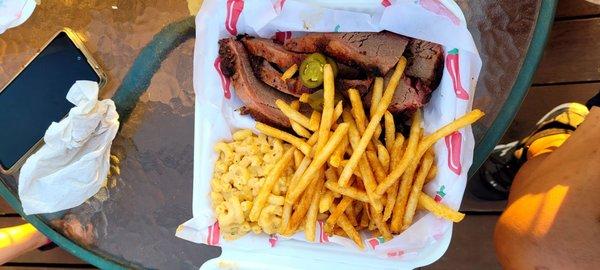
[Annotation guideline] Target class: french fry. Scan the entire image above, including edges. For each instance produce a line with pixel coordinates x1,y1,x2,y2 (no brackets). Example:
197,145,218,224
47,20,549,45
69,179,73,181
349,88,378,151
309,111,321,130
293,149,303,170
334,100,344,123
414,109,485,166
285,168,325,235
328,132,349,168
345,202,358,227
389,133,405,167
366,151,386,183
391,159,419,232
249,147,295,221
382,182,399,222
315,64,336,153
369,204,393,241
319,190,334,213
280,134,318,233
289,100,312,138
329,204,364,249
354,200,364,215
299,93,310,103
375,109,422,196
343,110,383,211
357,155,383,212
370,77,384,118
389,111,422,230
275,99,316,132
348,88,368,134
286,123,349,204
324,167,341,197
306,176,326,242
424,163,438,184
281,63,298,80
382,109,485,196
339,58,408,187
377,144,390,173
325,180,369,202
325,196,353,232
360,204,369,228
384,110,395,150
402,151,434,229
333,227,347,238
418,192,465,222
383,134,405,220
256,122,312,156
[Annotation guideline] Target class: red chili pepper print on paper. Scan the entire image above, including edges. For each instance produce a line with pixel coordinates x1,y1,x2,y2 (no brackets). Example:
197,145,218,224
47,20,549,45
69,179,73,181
419,0,461,26
273,31,292,44
226,0,244,36
268,234,278,247
206,222,221,246
444,131,462,175
318,220,329,243
367,236,385,249
275,0,286,12
434,185,446,203
446,48,469,100
214,57,231,99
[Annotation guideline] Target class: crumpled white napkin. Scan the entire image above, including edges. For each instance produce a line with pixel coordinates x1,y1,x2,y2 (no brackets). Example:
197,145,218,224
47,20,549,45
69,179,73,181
0,0,37,35
19,80,119,215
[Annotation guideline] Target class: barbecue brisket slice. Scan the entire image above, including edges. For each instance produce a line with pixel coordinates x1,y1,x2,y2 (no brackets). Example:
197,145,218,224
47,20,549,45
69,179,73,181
241,36,305,70
364,75,433,115
250,58,312,97
405,39,444,89
219,38,295,128
283,31,409,76
338,77,374,96
251,56,374,98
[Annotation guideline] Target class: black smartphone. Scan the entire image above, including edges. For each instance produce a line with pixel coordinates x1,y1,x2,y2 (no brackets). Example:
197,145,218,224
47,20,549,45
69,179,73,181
0,28,106,173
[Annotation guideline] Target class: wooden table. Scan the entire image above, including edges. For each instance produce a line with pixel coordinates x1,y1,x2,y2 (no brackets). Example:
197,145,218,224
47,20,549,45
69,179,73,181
0,1,559,269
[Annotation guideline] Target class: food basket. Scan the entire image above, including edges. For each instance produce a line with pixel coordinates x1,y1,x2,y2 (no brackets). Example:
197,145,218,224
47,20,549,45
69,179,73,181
176,0,481,268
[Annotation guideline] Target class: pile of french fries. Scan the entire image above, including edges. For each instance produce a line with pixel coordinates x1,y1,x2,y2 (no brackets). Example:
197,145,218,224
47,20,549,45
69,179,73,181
250,57,484,248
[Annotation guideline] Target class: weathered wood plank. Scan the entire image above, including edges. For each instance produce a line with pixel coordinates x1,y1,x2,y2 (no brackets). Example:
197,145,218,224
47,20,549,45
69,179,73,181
0,217,88,265
533,18,600,84
0,198,17,215
424,215,501,270
557,0,600,18
502,83,600,143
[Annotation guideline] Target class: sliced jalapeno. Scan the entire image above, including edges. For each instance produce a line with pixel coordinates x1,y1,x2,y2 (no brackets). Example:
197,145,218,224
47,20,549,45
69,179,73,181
300,53,328,88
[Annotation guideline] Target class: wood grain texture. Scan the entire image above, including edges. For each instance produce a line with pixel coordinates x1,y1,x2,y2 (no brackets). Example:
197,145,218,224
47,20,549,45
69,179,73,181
502,83,600,143
533,18,600,84
0,198,17,215
556,0,600,18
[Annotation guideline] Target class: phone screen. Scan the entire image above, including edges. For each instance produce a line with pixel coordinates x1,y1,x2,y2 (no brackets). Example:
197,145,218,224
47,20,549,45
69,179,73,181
0,32,101,170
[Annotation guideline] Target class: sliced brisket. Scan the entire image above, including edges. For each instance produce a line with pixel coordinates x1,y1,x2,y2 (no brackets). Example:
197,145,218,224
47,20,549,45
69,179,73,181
364,75,433,115
283,31,409,76
405,39,444,89
250,58,312,97
241,36,305,70
219,38,295,128
338,77,374,96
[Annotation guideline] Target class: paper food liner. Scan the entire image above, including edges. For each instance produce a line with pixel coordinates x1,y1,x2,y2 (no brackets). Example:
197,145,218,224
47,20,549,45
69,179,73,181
177,0,481,265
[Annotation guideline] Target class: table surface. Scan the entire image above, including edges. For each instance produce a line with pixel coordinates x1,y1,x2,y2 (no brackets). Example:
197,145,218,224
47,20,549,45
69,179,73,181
0,1,543,269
